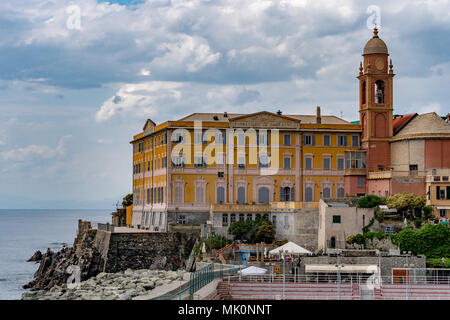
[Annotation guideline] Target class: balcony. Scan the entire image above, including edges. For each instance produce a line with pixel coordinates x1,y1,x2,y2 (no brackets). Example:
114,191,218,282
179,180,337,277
210,203,270,213
368,169,392,180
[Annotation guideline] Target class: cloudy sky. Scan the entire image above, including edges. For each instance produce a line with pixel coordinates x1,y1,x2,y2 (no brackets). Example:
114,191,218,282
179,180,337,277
0,0,449,209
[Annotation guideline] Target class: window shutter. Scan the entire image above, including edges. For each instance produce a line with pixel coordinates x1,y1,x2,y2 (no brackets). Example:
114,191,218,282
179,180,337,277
291,187,295,201
344,136,348,146
447,186,450,200
437,186,441,200
312,135,316,146
280,187,285,201
302,135,306,145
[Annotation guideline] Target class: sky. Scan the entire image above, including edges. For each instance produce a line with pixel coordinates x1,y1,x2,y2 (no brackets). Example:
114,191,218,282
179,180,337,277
0,0,449,209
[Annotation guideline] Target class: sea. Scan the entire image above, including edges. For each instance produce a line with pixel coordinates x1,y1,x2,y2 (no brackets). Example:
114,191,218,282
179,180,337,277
0,209,112,300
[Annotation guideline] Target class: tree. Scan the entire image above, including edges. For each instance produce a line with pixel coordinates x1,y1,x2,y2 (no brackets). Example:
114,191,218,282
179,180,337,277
228,216,275,243
357,195,382,208
386,193,426,219
393,223,450,258
256,221,275,244
122,194,133,208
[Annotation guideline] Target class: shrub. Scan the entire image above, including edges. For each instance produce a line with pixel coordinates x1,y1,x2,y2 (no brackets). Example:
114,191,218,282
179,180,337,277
414,220,423,229
386,193,426,219
357,195,382,208
423,206,433,219
256,221,275,244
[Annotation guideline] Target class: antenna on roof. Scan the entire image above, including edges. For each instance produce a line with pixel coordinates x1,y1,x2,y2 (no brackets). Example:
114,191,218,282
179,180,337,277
340,111,343,119
276,110,282,115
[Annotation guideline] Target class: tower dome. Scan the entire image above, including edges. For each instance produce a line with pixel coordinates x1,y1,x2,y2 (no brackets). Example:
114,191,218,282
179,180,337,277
363,28,388,55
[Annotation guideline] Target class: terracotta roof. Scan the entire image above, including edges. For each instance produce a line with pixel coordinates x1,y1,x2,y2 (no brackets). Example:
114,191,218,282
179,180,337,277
395,112,450,137
176,112,350,124
393,113,417,134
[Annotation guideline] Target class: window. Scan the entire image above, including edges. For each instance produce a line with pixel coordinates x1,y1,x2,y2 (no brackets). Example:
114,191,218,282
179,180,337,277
172,132,184,143
239,214,245,222
375,80,385,103
284,157,291,169
258,132,268,146
194,153,206,168
177,215,186,225
352,135,359,147
218,172,224,178
284,216,289,229
323,187,331,199
305,187,313,202
330,237,336,249
237,187,246,204
195,186,205,203
303,135,315,146
246,214,253,221
332,215,341,224
259,154,269,168
194,132,206,144
258,187,270,204
345,151,367,169
338,135,347,146
152,212,156,225
357,176,364,188
337,188,345,198
222,214,228,227
323,135,330,146
385,191,389,198
305,157,313,169
217,187,225,204
230,214,236,224
323,157,330,170
238,154,246,168
280,187,294,202
440,209,446,218
272,215,277,227
409,164,418,171
174,186,183,204
337,158,344,170
237,133,245,146
283,134,291,146
448,186,450,200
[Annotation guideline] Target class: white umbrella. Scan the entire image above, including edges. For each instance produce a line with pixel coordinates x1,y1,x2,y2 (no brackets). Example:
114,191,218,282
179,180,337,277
238,266,268,275
269,241,312,256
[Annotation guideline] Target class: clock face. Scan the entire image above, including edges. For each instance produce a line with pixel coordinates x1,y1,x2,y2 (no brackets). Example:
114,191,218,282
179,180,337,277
375,58,385,71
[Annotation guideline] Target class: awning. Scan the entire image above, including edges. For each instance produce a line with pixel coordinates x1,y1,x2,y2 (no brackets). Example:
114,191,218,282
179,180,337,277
305,264,379,274
437,207,450,210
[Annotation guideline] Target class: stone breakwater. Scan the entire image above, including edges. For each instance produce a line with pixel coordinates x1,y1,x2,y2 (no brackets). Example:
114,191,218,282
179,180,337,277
24,226,199,291
22,269,187,300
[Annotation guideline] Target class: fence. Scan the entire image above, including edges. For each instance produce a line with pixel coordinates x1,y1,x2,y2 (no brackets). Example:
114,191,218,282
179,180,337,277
189,262,240,297
97,223,115,232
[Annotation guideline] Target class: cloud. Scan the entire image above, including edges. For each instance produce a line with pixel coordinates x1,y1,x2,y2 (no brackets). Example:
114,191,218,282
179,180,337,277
97,138,113,144
95,81,184,121
1,135,72,161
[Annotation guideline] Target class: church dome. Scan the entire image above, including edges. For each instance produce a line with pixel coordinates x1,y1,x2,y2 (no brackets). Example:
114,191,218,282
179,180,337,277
363,28,388,55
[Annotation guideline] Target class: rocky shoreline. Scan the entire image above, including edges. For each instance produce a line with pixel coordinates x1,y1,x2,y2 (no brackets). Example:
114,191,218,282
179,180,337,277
22,269,187,300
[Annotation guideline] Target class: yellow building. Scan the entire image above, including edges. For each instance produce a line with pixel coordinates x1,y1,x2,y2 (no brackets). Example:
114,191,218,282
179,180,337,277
130,109,361,231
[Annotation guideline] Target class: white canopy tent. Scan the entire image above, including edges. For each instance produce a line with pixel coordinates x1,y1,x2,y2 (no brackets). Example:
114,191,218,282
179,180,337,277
238,266,268,276
268,241,313,257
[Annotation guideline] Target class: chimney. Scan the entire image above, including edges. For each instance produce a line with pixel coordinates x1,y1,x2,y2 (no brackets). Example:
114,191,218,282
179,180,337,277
316,106,322,124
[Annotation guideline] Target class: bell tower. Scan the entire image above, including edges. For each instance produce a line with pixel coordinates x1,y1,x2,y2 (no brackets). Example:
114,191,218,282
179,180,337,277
358,27,394,172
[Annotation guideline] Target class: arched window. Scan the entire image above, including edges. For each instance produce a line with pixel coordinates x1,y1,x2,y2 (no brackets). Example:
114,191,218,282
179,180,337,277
237,187,246,204
375,80,385,103
230,213,236,224
305,187,313,202
258,187,270,204
330,237,336,249
246,214,253,221
217,187,225,204
280,186,294,201
239,214,245,222
362,81,366,105
337,187,345,198
323,187,331,199
263,214,269,221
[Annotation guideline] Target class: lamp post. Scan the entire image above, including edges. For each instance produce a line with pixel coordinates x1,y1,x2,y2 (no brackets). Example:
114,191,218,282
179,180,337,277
279,249,287,300
404,251,413,299
336,253,343,300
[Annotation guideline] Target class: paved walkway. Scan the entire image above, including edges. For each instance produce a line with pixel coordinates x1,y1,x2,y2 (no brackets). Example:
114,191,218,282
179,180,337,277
192,279,221,300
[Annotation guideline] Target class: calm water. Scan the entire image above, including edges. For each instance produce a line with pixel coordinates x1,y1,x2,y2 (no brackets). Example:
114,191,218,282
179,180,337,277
0,209,112,300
